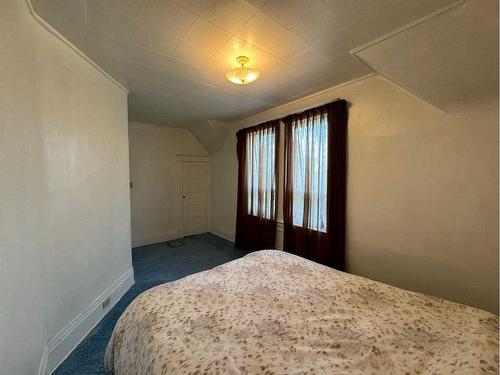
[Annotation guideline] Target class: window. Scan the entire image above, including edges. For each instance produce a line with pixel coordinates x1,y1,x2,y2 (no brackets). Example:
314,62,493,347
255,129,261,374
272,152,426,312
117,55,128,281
237,99,347,267
245,126,277,219
287,112,328,232
235,120,280,251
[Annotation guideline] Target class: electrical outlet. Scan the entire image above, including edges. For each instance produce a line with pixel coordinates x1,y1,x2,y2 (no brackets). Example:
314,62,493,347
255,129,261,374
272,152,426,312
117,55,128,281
102,297,111,309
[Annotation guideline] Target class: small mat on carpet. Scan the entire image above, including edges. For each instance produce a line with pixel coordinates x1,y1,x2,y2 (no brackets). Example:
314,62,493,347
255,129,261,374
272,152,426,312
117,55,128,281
167,239,185,248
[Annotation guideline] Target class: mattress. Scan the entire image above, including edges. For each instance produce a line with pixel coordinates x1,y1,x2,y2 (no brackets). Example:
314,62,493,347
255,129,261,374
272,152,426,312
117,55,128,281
105,250,498,374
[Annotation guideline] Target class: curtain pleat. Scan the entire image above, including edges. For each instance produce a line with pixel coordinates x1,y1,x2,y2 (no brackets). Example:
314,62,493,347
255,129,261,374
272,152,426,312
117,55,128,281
235,120,280,250
283,100,348,270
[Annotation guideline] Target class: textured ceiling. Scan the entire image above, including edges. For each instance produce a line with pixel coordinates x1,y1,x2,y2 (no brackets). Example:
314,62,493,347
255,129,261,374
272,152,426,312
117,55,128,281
33,0,459,127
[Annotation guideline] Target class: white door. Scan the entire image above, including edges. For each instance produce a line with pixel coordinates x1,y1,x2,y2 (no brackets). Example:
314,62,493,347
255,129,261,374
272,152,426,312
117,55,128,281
182,161,208,236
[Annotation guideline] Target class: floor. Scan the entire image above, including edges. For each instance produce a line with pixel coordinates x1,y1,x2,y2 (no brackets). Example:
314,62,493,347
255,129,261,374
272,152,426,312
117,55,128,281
54,233,246,375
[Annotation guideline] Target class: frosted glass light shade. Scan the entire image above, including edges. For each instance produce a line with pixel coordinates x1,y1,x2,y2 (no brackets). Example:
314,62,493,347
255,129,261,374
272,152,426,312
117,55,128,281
226,56,260,85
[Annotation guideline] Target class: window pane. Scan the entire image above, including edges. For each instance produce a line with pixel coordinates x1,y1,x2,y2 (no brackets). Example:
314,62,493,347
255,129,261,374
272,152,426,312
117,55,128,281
246,128,276,219
292,114,328,232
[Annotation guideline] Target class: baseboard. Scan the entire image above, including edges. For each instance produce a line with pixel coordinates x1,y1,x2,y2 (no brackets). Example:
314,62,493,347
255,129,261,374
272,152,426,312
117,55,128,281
42,267,135,374
38,347,48,375
210,228,235,243
132,230,180,247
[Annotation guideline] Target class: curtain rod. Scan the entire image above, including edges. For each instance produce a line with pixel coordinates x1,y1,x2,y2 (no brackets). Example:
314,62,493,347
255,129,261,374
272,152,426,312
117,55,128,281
240,98,349,130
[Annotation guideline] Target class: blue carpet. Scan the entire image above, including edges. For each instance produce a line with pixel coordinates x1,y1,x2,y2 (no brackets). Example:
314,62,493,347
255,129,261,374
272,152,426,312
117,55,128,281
54,233,245,375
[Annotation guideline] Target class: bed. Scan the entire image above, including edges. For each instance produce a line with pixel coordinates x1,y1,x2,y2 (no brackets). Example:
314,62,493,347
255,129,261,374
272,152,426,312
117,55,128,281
105,250,498,374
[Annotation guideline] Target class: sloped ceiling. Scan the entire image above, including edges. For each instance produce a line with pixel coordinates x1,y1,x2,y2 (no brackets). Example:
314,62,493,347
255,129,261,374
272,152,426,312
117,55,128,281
353,0,499,112
188,120,230,155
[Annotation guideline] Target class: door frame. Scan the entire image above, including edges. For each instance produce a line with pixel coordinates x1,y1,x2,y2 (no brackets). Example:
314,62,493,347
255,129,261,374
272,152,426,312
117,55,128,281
175,155,211,238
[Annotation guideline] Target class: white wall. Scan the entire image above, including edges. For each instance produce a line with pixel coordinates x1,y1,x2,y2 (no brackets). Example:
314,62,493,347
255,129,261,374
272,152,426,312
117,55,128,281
129,122,208,247
211,75,499,314
0,1,132,374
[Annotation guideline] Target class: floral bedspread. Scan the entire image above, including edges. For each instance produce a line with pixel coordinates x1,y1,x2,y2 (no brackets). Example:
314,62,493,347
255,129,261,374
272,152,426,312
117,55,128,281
105,250,498,374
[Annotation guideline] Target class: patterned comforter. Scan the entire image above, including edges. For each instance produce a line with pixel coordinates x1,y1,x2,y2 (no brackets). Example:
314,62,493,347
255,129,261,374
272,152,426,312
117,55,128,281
105,250,498,374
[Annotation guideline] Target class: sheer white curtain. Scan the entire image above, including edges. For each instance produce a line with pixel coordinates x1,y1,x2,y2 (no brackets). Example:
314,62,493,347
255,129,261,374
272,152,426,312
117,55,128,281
289,113,328,232
246,126,277,219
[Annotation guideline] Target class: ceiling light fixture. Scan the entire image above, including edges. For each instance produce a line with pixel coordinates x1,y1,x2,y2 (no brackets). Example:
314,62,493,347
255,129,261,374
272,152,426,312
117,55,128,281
226,56,260,85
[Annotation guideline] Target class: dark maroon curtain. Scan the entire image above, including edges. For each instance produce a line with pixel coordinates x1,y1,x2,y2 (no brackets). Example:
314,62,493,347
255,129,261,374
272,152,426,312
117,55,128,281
235,120,280,250
283,100,347,270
